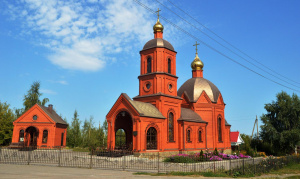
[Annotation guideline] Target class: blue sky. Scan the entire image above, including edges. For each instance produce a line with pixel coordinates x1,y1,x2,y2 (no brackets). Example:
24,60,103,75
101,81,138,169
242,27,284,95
0,0,299,135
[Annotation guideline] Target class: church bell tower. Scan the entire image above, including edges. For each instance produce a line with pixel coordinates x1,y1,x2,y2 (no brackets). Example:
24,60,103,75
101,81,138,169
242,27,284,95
137,9,178,100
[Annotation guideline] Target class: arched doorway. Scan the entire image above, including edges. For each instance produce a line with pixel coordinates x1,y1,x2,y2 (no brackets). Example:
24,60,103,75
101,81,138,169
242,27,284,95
25,126,38,147
146,127,157,150
114,111,133,150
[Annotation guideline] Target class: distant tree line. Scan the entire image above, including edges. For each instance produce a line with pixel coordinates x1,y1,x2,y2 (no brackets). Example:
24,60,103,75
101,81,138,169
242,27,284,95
66,110,108,150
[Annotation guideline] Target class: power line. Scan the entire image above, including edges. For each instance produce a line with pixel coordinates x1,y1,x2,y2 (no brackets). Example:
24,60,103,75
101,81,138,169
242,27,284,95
133,0,300,93
166,0,300,86
154,0,300,89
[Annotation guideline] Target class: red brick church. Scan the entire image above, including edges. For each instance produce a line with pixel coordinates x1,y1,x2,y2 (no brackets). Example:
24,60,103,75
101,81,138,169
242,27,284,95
106,13,231,154
11,104,68,148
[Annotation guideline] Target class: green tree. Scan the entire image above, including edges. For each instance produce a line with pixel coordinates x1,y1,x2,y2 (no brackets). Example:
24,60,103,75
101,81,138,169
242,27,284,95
0,101,16,146
15,81,49,117
240,133,255,156
82,116,100,149
67,110,82,147
101,120,108,148
260,91,300,155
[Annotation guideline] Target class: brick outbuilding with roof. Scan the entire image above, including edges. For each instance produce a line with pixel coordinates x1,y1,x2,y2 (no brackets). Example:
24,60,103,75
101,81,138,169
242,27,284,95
11,104,68,148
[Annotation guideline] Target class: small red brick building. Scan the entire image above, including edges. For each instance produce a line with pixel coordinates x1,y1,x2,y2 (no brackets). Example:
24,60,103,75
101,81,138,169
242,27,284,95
106,16,231,154
11,104,68,148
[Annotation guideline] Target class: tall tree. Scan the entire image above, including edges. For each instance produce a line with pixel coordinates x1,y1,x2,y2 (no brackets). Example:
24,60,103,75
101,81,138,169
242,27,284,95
23,81,49,110
15,81,49,117
67,110,82,147
82,116,94,148
260,91,300,155
0,101,16,146
101,120,108,148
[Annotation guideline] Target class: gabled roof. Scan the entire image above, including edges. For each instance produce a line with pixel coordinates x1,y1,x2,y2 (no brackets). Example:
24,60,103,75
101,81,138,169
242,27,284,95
230,131,239,142
122,93,165,119
178,108,207,123
230,131,244,144
38,104,68,125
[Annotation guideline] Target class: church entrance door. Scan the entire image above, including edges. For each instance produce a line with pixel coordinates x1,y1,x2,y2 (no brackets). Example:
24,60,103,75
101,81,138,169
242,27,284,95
114,111,133,150
25,126,38,148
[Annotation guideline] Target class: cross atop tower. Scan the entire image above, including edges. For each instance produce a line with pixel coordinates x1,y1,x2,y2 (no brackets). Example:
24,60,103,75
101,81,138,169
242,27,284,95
155,8,161,19
193,41,200,54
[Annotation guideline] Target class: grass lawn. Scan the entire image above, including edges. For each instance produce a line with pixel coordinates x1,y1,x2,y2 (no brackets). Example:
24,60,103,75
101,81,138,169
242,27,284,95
269,163,300,175
133,163,300,178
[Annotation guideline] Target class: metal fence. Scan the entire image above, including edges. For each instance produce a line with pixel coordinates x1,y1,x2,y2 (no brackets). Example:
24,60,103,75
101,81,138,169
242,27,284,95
0,147,299,175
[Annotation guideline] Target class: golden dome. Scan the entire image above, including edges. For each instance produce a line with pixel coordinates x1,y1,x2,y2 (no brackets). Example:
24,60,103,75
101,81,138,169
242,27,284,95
153,19,164,33
191,53,204,70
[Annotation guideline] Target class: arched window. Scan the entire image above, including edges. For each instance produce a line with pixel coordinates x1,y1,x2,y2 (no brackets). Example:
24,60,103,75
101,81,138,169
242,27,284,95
42,130,48,143
218,117,222,142
186,129,191,142
19,129,24,142
168,58,171,73
168,112,174,142
61,133,64,146
198,129,202,142
147,57,152,73
147,127,157,150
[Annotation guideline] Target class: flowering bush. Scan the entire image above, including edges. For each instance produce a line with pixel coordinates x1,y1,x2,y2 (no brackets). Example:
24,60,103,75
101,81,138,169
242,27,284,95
210,155,222,161
229,155,240,159
163,150,252,163
239,154,251,158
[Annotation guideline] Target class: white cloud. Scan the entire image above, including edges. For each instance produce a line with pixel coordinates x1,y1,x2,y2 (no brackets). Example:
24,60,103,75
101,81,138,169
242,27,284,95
49,80,68,85
40,89,57,95
4,0,157,71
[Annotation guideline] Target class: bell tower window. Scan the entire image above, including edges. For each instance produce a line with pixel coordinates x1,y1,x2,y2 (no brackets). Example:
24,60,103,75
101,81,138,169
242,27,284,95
168,58,171,73
147,57,152,73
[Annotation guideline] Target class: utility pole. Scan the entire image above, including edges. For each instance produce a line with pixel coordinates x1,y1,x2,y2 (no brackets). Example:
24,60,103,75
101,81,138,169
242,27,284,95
251,116,259,139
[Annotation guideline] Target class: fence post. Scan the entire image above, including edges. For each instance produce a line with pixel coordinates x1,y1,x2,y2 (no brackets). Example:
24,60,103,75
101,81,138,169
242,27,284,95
157,152,160,173
0,147,2,163
253,158,255,174
229,159,232,175
122,151,126,171
214,160,215,173
58,147,61,167
89,150,93,169
243,158,245,175
27,148,31,165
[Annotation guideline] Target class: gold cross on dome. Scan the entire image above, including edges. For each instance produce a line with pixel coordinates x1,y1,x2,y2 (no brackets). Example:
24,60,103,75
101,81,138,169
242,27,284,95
155,8,161,19
193,41,200,54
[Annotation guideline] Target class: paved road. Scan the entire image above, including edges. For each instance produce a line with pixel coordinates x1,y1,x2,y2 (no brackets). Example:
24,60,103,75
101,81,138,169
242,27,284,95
1,164,300,179
0,164,221,179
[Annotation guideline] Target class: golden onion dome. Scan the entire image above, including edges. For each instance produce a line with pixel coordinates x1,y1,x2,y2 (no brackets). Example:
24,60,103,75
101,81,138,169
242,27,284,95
191,53,204,70
153,19,164,33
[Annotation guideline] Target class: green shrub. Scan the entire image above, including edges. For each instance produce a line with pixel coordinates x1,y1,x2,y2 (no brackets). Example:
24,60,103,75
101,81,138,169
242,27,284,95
164,156,195,163
213,148,219,156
